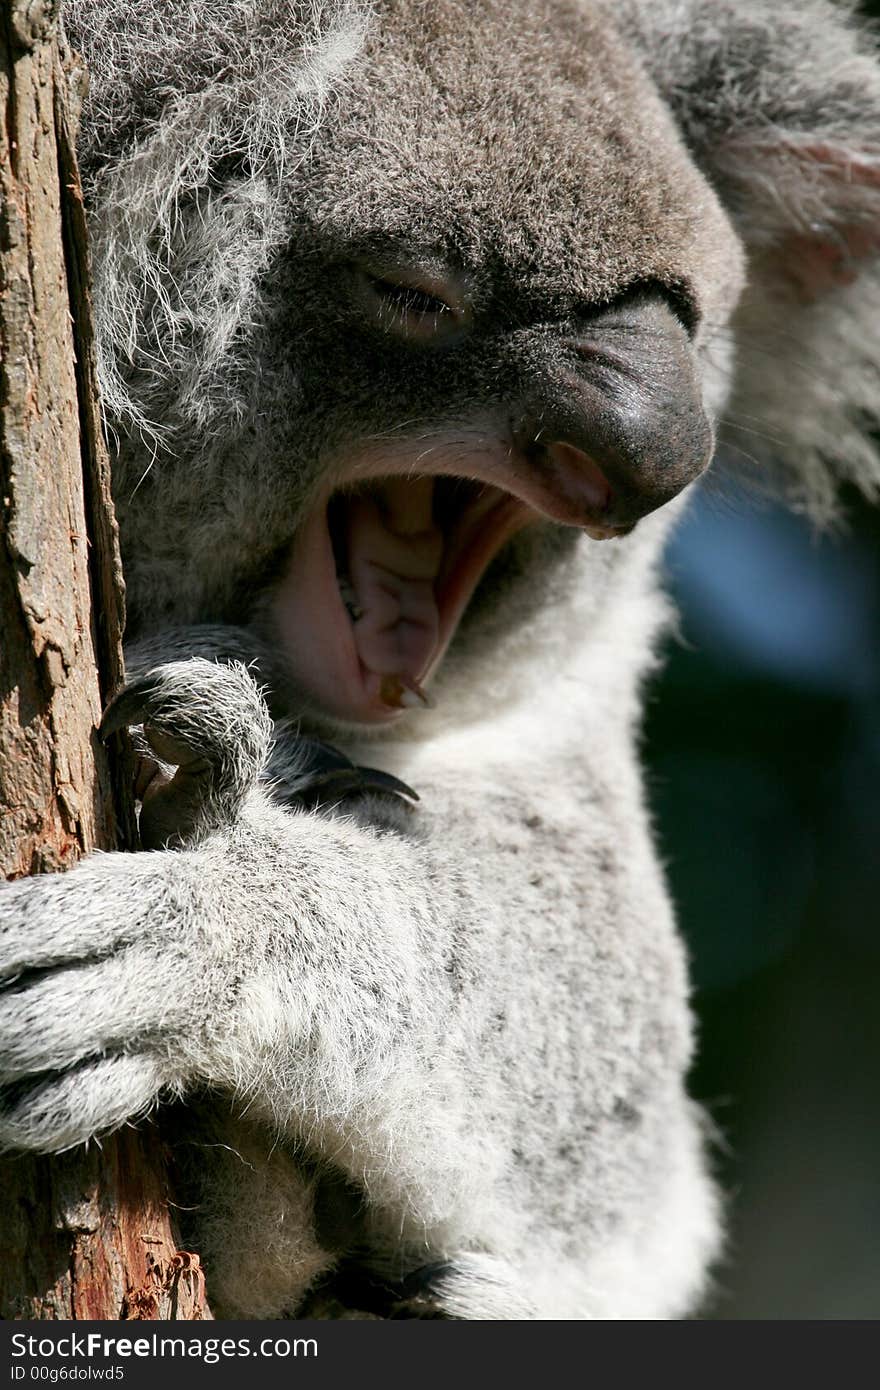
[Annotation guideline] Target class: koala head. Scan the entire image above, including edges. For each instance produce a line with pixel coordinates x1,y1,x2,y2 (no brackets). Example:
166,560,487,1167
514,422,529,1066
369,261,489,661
65,0,880,731
254,0,742,726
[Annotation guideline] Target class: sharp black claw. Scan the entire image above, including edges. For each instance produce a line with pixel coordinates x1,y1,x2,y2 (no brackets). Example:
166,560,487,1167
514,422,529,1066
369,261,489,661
355,766,420,802
280,739,419,810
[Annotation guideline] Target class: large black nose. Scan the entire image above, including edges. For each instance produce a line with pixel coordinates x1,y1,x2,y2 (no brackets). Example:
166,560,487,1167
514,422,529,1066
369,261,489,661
511,294,714,531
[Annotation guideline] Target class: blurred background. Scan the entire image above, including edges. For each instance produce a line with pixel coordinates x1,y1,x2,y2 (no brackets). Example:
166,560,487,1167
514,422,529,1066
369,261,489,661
646,478,880,1318
643,0,880,1324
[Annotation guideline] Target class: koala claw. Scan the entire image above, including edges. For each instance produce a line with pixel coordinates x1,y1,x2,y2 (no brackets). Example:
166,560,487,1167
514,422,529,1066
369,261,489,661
101,658,273,848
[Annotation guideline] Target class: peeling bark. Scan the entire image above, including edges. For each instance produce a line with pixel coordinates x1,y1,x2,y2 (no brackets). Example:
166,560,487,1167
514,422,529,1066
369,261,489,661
0,1,210,1319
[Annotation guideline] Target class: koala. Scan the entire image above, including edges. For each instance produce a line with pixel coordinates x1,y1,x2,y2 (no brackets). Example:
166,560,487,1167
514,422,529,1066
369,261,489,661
2,0,880,1319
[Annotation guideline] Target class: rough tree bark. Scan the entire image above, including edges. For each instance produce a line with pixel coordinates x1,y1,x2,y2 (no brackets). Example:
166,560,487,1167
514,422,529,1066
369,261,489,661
0,1,209,1318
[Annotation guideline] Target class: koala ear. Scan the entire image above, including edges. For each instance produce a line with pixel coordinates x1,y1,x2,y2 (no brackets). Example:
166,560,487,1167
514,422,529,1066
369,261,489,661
716,135,880,522
716,136,880,301
623,0,880,520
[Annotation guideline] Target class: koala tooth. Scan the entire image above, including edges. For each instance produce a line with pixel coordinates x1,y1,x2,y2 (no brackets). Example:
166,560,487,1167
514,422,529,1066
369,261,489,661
379,675,435,710
399,683,434,710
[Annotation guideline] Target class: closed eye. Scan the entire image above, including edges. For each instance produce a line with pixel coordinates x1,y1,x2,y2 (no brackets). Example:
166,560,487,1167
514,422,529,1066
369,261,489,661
365,273,454,320
352,260,472,343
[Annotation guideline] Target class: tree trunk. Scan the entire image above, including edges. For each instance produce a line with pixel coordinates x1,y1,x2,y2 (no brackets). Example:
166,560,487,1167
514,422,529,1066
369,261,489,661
0,0,209,1319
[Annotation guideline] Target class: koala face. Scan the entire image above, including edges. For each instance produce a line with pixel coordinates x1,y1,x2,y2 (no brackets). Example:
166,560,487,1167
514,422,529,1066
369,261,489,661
77,0,746,728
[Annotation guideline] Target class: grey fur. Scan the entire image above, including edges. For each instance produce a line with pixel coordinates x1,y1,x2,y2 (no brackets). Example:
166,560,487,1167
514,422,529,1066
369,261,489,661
2,0,879,1318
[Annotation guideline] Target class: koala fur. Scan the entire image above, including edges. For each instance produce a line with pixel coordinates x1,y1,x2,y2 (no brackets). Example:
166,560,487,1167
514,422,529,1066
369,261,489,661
2,0,880,1319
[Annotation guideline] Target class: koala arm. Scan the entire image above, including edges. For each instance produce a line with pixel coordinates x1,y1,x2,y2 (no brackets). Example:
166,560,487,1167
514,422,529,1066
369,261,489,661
0,653,711,1319
0,662,461,1161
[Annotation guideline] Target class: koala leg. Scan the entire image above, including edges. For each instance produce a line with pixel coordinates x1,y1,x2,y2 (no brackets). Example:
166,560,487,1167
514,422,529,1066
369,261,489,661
162,1098,339,1320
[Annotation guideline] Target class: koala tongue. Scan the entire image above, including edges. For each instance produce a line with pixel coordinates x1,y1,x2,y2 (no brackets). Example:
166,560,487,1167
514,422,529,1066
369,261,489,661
345,478,443,684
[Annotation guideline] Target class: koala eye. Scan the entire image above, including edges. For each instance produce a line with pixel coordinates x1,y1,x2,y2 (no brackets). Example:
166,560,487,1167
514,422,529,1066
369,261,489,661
366,274,452,318
352,261,472,343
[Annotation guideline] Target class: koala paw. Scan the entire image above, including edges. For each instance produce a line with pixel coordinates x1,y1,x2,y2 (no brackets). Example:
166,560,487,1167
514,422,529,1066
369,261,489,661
0,852,204,1152
0,662,278,1152
102,658,273,848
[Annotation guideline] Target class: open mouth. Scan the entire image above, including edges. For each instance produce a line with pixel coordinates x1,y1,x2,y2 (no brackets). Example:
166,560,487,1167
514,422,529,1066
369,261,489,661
272,446,630,726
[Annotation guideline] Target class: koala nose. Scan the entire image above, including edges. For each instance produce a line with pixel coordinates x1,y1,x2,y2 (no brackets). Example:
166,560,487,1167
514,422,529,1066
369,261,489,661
513,295,714,531
353,259,473,343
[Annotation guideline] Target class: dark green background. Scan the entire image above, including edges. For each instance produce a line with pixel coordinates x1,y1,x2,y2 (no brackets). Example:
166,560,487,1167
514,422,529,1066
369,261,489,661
648,479,880,1315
